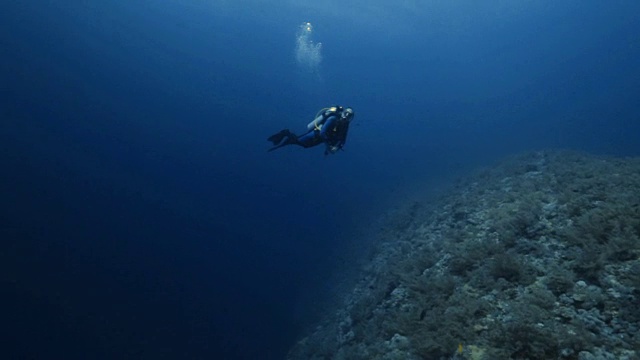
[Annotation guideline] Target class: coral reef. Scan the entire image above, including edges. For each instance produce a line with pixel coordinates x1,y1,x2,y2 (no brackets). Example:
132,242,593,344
287,150,640,360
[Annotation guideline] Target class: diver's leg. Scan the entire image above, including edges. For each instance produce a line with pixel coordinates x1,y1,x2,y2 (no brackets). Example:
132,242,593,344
295,131,322,148
267,130,323,152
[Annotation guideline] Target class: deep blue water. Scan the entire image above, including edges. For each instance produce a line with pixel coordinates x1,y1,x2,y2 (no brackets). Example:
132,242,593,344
2,1,639,359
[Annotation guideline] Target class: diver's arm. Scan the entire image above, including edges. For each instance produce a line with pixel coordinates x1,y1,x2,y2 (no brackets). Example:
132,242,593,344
324,128,349,155
338,126,349,147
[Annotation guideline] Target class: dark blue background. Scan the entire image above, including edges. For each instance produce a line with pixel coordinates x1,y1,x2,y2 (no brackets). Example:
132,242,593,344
2,1,639,359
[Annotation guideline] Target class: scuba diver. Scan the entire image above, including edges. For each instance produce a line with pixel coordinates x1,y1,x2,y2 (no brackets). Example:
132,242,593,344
267,106,355,155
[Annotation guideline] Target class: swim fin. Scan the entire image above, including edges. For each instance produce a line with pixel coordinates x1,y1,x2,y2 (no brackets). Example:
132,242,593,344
267,132,298,152
267,129,290,145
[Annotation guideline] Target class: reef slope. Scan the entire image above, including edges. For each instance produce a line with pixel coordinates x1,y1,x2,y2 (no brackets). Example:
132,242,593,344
288,150,640,360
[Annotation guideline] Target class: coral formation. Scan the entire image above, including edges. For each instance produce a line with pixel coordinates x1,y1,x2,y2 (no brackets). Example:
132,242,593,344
287,150,640,360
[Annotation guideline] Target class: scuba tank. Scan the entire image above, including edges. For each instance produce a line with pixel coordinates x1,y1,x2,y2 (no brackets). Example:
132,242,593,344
307,114,325,130
306,107,339,130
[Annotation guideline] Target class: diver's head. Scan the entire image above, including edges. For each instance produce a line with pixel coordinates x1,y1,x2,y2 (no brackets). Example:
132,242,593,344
341,107,354,122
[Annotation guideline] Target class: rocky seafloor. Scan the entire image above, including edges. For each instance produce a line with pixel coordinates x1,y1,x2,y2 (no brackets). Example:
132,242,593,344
287,150,640,360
